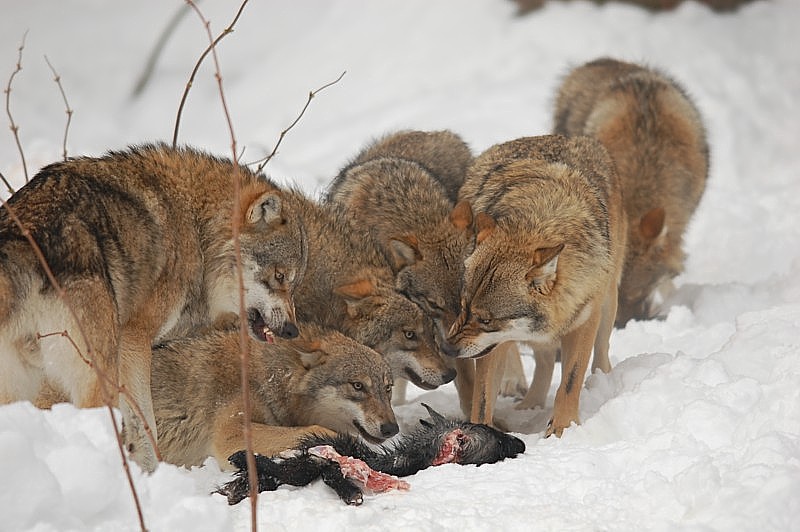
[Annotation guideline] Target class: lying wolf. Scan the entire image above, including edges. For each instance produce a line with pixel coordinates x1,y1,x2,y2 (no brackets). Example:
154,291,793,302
0,144,307,471
151,321,398,468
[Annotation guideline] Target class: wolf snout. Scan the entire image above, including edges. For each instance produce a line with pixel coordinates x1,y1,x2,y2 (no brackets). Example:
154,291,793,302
380,421,399,439
274,321,299,339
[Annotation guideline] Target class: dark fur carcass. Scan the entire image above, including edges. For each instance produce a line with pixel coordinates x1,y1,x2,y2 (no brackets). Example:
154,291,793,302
217,403,526,505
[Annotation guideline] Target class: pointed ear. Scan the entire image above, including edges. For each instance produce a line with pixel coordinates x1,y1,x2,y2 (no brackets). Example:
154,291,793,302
387,235,420,271
296,340,326,369
525,244,564,295
639,207,666,242
475,213,496,245
246,191,282,226
449,201,473,231
333,277,378,301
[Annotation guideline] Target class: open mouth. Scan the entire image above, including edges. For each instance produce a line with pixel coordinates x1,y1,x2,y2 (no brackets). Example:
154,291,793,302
353,421,388,445
404,368,439,390
246,308,275,344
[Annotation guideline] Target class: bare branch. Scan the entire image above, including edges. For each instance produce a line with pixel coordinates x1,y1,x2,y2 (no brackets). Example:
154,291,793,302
0,169,13,197
184,1,259,526
251,71,346,173
43,55,73,161
4,31,29,182
172,0,249,148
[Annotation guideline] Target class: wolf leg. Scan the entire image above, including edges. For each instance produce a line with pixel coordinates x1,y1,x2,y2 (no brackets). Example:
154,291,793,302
497,342,528,398
516,342,558,410
547,304,601,437
470,346,503,426
118,327,158,472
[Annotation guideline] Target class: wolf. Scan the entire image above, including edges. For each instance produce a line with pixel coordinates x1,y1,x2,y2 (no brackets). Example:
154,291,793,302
150,321,397,467
448,134,627,436
0,144,307,471
553,57,709,327
284,189,455,395
327,130,529,408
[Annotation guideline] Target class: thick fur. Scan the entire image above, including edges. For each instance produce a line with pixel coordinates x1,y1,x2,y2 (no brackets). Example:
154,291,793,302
151,322,397,468
219,403,526,505
325,130,477,403
553,57,709,326
450,135,627,436
285,189,453,392
0,144,307,471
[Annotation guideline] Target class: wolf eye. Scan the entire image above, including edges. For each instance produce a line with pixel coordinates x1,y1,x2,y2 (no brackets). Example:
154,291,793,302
477,316,491,326
275,270,285,282
350,381,364,391
404,330,417,341
385,384,392,395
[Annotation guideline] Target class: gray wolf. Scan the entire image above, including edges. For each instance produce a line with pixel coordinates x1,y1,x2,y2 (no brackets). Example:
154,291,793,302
285,188,455,394
0,144,307,471
219,403,525,506
448,134,627,436
151,321,397,467
553,57,709,326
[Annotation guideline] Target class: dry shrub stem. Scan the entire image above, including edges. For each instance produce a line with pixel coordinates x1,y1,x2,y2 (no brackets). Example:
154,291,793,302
252,71,346,173
43,55,73,161
172,0,249,148
183,1,259,529
4,31,29,183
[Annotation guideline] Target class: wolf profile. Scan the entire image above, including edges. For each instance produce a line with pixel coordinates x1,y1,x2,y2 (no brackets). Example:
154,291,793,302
553,57,709,326
0,144,307,471
151,321,397,467
285,189,455,394
448,134,627,436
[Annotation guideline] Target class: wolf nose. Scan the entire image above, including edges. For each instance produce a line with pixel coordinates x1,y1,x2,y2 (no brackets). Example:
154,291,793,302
438,340,461,358
380,422,399,438
277,322,299,339
441,367,457,384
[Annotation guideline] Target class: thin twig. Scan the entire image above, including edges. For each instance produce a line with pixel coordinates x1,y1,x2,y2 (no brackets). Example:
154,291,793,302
0,169,13,197
4,31,29,182
172,0,249,148
251,71,346,173
43,55,73,161
184,2,259,528
0,198,149,531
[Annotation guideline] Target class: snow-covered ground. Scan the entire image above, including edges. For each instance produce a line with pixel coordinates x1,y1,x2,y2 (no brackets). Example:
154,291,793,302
1,1,799,530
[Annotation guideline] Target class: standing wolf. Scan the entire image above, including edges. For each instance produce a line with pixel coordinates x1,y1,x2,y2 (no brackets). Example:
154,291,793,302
0,144,307,471
448,135,627,436
553,57,709,326
151,322,397,467
285,189,454,394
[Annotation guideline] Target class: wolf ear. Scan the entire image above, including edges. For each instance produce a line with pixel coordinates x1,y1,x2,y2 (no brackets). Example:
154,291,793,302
639,207,667,242
246,192,282,226
525,244,564,295
475,213,496,245
449,201,473,231
387,235,421,271
334,277,380,318
296,341,327,369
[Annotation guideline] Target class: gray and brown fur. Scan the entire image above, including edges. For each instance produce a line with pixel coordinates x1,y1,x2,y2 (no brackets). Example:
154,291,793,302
325,130,485,406
554,57,709,327
0,144,307,471
151,322,397,467
449,134,627,436
285,189,453,393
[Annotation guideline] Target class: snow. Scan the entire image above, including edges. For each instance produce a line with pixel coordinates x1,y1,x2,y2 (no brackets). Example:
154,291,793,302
1,0,799,530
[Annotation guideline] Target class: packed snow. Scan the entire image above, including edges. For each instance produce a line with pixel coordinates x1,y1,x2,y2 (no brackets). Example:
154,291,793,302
1,1,799,530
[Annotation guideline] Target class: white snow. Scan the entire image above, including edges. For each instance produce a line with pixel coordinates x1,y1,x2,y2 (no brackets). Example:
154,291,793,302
1,1,799,530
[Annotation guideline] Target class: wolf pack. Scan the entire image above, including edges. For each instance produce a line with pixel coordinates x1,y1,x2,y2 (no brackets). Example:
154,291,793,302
0,57,708,477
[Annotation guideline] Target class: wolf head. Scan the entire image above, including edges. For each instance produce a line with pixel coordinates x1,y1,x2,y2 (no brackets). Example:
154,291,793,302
446,214,565,359
388,200,475,357
292,325,399,444
238,183,307,342
334,276,456,390
616,206,681,326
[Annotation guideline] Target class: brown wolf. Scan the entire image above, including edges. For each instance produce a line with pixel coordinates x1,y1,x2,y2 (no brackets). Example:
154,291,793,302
448,134,627,436
0,144,307,471
284,189,455,394
151,321,397,467
553,57,709,326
